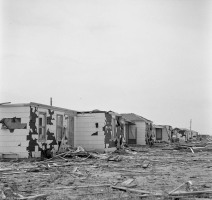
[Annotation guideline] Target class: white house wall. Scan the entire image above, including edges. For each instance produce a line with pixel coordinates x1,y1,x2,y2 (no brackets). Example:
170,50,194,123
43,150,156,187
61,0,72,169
75,112,124,151
0,105,77,158
75,113,105,150
0,106,30,158
135,121,146,145
162,128,169,142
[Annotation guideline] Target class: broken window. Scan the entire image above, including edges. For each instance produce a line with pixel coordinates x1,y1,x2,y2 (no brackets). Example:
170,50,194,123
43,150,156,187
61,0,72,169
56,115,63,142
0,117,27,133
38,113,46,141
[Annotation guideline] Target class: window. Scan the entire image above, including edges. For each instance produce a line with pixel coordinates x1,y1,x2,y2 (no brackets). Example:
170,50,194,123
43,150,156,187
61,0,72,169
38,113,46,141
56,115,63,141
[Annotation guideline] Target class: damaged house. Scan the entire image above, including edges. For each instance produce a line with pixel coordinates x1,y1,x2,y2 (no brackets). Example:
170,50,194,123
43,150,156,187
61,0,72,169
153,125,172,143
121,113,153,145
172,128,198,142
76,110,131,151
0,102,77,158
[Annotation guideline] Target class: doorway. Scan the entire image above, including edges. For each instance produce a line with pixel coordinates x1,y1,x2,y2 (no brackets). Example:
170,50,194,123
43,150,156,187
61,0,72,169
156,128,162,140
66,116,74,146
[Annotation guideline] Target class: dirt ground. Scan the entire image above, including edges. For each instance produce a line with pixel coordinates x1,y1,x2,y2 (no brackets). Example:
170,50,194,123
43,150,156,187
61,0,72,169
1,145,212,200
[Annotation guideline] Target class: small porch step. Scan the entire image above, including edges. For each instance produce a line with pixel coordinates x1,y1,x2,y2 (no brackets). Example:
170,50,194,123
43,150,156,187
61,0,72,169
0,152,19,159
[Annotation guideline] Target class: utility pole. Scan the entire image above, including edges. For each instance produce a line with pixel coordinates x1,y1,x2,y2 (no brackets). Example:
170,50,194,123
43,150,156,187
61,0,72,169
190,119,192,139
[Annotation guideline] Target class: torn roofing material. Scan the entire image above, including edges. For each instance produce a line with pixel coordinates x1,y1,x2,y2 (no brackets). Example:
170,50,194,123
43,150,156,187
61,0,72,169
77,109,108,114
174,128,198,134
77,110,122,115
121,113,152,123
153,125,164,129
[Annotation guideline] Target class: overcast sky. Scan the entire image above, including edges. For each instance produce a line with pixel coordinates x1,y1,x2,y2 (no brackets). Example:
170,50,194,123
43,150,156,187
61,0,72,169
0,0,212,134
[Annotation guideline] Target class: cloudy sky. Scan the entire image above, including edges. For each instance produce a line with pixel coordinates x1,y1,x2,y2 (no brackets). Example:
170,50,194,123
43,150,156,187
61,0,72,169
0,0,212,134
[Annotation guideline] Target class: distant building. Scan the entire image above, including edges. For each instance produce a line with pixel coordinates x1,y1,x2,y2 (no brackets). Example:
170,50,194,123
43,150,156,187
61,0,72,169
197,134,212,142
121,113,153,145
153,125,172,143
172,128,198,142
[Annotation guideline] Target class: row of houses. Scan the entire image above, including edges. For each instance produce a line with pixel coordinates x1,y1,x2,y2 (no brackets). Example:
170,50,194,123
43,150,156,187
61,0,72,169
0,102,199,158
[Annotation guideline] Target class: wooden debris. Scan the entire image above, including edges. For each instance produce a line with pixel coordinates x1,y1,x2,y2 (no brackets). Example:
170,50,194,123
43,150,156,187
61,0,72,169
0,168,13,172
121,178,134,187
189,147,194,154
108,155,122,162
44,184,111,190
142,160,150,169
170,190,212,196
111,186,151,194
169,181,192,194
2,171,27,175
18,194,49,200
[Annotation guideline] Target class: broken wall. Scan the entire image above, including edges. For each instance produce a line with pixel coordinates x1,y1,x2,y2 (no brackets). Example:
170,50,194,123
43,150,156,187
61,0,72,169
161,128,169,142
0,105,77,158
75,112,124,151
0,106,30,158
75,113,106,150
27,106,76,158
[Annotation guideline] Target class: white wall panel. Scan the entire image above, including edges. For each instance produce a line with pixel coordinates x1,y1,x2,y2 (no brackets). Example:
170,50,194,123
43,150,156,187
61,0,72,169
75,113,106,149
135,121,146,145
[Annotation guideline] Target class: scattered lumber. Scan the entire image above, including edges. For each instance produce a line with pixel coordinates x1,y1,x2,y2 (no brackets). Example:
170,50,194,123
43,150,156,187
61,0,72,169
44,184,111,190
2,171,27,175
142,160,150,168
169,181,192,195
139,189,212,198
18,194,49,200
111,186,151,194
170,190,212,196
0,168,13,172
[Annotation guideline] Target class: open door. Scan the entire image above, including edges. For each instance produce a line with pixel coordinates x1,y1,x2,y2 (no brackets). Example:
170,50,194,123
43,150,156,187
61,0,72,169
128,125,137,144
156,128,162,140
66,116,74,146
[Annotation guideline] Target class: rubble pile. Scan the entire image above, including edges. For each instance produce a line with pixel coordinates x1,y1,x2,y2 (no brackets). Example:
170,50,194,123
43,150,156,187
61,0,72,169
0,145,212,200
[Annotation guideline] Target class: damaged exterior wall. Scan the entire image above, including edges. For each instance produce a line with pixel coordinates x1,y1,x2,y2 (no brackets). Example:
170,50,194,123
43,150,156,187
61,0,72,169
173,128,198,142
75,112,124,151
153,125,171,143
121,114,153,145
0,103,77,158
0,106,30,158
135,121,147,145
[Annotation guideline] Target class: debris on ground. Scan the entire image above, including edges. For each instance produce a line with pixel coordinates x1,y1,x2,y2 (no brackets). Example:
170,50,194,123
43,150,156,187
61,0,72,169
0,144,212,200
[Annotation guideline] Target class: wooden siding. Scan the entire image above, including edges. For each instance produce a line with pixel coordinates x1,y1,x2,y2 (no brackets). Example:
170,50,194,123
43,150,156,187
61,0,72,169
162,128,169,142
75,113,105,150
0,106,30,158
0,105,77,158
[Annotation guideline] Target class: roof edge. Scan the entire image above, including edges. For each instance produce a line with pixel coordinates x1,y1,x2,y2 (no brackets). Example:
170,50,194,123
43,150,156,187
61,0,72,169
0,102,77,113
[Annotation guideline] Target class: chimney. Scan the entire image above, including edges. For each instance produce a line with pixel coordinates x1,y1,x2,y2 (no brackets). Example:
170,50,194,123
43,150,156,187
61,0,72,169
50,97,52,106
